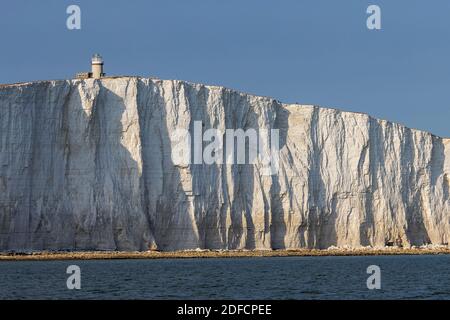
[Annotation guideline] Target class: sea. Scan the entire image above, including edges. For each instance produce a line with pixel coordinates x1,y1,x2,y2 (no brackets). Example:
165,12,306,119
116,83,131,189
0,255,448,299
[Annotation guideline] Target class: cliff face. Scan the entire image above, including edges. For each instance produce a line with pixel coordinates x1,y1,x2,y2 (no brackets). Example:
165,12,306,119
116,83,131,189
0,77,448,251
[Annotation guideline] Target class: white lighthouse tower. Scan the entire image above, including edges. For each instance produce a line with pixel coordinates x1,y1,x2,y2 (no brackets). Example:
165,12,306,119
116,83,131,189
91,53,104,79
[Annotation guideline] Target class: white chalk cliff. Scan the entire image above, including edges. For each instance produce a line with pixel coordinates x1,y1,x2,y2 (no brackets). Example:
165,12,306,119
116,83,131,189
0,77,448,251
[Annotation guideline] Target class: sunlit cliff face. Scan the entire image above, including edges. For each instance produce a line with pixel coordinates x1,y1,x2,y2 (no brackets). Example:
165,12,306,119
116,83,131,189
0,77,448,251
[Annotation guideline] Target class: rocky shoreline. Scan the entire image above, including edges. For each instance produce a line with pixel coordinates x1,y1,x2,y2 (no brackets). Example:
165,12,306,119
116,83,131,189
1,247,449,261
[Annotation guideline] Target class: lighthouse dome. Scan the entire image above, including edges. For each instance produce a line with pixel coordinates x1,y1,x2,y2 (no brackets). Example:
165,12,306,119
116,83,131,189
91,54,103,64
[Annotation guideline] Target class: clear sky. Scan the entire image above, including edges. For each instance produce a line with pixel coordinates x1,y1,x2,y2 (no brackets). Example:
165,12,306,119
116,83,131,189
1,0,449,137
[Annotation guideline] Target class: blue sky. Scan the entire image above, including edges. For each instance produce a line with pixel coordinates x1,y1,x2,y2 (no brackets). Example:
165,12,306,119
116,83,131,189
1,0,449,137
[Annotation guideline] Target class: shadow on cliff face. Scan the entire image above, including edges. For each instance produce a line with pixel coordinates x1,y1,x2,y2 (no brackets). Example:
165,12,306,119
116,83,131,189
400,129,430,246
1,80,155,251
269,103,289,249
32,80,157,250
428,136,448,245
306,107,336,249
366,123,447,247
221,90,257,250
0,82,71,251
82,81,154,250
402,134,448,246
360,117,384,247
186,85,236,249
146,81,287,250
180,85,258,250
137,80,198,251
179,87,291,250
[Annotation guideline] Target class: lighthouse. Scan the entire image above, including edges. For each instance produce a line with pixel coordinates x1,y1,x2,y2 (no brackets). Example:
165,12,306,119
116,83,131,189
75,54,106,79
91,53,104,79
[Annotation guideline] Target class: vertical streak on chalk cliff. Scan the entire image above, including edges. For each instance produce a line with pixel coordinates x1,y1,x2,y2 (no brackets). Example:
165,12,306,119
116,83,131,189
0,77,448,251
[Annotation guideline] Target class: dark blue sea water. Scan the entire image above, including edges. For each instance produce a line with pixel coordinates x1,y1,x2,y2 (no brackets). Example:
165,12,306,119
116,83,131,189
0,255,448,299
